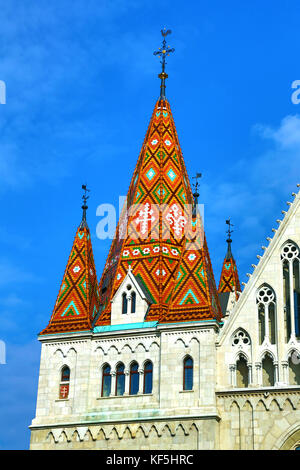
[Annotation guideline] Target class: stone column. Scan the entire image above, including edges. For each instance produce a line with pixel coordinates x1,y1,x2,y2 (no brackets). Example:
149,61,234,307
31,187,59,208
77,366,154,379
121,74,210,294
282,361,289,385
111,372,116,396
127,295,132,315
229,364,236,387
274,361,279,385
138,369,144,394
255,362,262,386
124,369,130,395
248,364,253,386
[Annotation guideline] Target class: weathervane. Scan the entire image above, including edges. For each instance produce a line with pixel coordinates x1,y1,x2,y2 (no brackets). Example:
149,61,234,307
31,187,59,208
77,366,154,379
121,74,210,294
153,28,175,100
192,173,202,216
225,218,233,243
80,184,90,230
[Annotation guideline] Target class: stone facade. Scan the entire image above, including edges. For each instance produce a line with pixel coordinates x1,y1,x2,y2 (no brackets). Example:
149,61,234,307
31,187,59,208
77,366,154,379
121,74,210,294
30,190,300,450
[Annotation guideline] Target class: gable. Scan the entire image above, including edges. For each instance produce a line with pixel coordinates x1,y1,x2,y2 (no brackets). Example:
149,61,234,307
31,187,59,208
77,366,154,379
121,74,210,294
110,267,151,325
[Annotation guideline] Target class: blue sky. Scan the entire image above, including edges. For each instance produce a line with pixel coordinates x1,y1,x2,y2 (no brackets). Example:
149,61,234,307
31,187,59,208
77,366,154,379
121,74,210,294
1,0,300,449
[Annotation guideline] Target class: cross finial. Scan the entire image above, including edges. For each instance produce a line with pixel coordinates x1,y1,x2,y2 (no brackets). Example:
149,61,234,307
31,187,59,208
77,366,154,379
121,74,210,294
79,184,90,230
153,28,175,100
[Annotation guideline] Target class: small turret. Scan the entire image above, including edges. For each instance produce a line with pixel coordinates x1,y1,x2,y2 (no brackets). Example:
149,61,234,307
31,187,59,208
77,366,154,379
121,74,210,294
218,219,241,316
40,186,100,334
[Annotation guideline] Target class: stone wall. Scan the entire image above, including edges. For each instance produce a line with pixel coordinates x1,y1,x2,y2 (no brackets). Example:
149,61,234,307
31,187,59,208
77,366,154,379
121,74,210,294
217,389,300,449
30,419,215,450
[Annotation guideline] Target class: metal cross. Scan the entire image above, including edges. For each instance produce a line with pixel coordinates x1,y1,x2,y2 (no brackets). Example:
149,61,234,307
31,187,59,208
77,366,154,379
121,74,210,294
153,28,175,74
153,29,175,99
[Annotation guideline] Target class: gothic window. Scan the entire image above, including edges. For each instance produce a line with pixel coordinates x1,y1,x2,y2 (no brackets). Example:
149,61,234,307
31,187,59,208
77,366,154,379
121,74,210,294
122,293,128,314
131,292,136,313
281,241,300,341
262,353,275,386
59,366,70,399
129,361,139,395
101,363,111,397
115,363,125,396
183,356,193,391
236,355,249,388
256,285,276,344
143,361,153,394
288,351,300,385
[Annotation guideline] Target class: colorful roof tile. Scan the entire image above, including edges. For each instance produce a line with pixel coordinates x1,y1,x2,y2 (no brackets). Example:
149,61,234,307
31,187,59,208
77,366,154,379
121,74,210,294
96,96,222,325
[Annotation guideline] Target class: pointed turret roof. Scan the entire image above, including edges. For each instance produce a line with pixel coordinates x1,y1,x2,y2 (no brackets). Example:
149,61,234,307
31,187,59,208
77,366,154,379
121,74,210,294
218,220,241,298
40,194,100,335
95,94,222,325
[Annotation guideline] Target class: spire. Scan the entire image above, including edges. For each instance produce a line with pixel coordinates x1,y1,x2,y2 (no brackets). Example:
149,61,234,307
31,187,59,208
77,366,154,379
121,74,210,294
40,188,100,335
96,43,222,325
225,218,233,260
218,219,241,299
153,28,175,100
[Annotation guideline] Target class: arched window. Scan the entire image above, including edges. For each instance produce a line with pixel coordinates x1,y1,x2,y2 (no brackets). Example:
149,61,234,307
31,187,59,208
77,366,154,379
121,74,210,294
256,285,276,344
115,363,125,396
143,361,153,394
183,356,193,390
122,293,128,314
59,366,70,399
236,355,249,388
131,292,136,313
281,241,300,341
101,364,111,397
129,361,139,395
288,351,300,385
262,354,275,386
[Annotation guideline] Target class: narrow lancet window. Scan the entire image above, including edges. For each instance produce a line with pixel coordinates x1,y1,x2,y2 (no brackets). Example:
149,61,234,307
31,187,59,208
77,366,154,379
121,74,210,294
59,366,70,399
129,362,139,395
281,241,300,341
236,356,249,388
122,293,128,314
115,363,125,396
256,285,276,345
131,292,136,313
183,356,193,390
101,364,111,397
143,361,153,394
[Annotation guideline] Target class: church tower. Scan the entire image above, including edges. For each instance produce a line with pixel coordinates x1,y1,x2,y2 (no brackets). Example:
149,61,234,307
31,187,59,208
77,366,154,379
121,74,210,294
30,30,300,451
30,30,223,450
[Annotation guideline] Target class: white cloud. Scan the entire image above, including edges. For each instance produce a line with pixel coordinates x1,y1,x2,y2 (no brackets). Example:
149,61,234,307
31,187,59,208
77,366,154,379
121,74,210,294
204,113,300,283
256,114,300,149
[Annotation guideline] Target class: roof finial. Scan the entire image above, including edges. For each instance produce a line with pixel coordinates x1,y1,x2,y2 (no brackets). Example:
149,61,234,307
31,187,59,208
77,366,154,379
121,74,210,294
79,184,90,230
225,218,233,260
192,173,202,216
153,28,175,100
